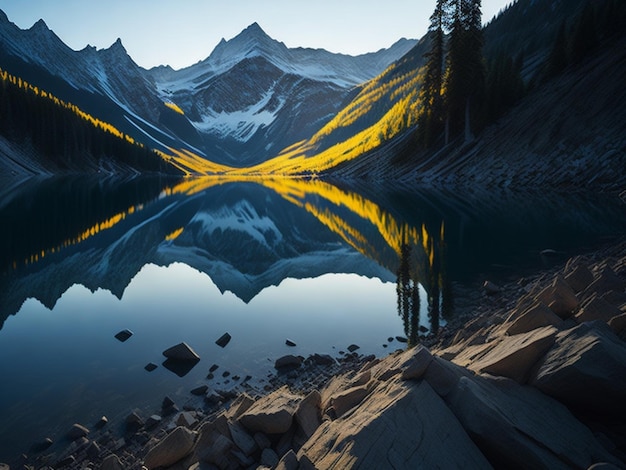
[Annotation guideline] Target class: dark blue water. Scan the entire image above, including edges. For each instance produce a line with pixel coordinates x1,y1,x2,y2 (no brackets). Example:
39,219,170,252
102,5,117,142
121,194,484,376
1,175,625,462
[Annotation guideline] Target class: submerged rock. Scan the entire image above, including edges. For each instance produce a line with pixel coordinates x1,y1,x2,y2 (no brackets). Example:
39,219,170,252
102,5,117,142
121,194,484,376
67,423,89,440
215,333,231,348
162,342,201,361
114,329,133,342
275,354,303,369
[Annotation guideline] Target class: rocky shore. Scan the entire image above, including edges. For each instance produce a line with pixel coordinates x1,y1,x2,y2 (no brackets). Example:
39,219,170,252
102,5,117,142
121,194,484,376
4,237,626,470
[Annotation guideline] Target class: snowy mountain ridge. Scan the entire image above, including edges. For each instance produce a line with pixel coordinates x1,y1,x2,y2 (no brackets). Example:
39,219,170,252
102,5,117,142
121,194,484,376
0,10,417,167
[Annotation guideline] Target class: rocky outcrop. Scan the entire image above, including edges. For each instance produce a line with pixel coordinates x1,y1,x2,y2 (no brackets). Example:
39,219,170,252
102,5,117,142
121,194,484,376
31,249,624,469
530,321,626,417
143,426,197,469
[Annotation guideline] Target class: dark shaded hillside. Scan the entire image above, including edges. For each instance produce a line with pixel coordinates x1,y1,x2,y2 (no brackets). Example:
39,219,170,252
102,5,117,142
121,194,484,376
329,34,626,191
0,68,181,177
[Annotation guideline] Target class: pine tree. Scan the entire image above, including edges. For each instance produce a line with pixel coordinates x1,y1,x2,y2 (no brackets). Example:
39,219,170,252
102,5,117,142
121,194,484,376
570,2,598,64
442,0,485,143
543,20,568,80
417,0,449,147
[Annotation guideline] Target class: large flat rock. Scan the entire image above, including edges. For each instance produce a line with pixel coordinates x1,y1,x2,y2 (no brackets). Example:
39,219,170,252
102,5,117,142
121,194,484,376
239,386,302,435
530,321,626,417
298,378,492,469
446,374,618,469
469,326,557,383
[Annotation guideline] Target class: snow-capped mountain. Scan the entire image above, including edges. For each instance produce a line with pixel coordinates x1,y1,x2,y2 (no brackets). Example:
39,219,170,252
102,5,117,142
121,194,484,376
0,10,417,167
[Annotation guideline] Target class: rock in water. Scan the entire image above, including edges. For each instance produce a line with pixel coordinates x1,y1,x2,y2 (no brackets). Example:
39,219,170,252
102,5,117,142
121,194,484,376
215,333,231,348
274,355,303,369
162,342,201,361
285,338,297,347
144,426,197,469
67,423,89,440
114,329,133,342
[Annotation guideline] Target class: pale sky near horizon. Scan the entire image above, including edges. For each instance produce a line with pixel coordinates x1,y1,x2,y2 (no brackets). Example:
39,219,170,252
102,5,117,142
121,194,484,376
0,0,512,70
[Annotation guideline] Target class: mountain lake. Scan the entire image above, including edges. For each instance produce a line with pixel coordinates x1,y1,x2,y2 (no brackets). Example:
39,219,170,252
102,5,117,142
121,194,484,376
1,175,625,462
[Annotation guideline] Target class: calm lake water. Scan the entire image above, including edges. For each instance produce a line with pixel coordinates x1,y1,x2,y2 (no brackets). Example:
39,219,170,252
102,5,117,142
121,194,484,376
1,175,625,462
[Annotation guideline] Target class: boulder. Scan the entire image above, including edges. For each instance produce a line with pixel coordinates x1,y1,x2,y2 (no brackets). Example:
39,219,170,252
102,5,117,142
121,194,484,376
423,356,476,398
114,329,133,342
469,326,557,383
228,421,257,456
275,354,303,369
276,450,299,470
176,411,198,428
145,414,162,428
190,385,208,396
535,276,580,318
285,338,297,347
505,301,562,335
67,423,89,440
329,384,370,418
261,448,280,468
347,344,360,353
530,321,626,417
608,312,626,334
225,393,255,420
144,362,157,372
310,353,335,365
295,390,322,438
194,425,235,468
298,379,491,469
239,386,302,434
101,454,123,470
215,332,231,348
483,280,502,295
583,266,626,300
162,342,201,361
143,426,197,469
575,295,623,323
446,374,619,469
565,264,594,293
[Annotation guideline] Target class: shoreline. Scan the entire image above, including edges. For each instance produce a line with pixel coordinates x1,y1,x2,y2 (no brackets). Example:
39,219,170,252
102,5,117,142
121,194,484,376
4,234,626,469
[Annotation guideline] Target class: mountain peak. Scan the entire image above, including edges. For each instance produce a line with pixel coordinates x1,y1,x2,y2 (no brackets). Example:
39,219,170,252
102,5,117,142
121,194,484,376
0,10,8,23
30,18,50,33
244,22,266,35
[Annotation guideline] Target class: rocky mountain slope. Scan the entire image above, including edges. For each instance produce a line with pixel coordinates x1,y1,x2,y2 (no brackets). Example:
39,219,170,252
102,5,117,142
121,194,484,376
0,11,416,168
330,34,626,192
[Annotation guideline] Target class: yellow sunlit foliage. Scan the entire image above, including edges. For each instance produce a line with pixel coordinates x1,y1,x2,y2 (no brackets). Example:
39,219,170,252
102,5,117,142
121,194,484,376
15,204,145,269
243,65,424,175
165,227,184,241
164,101,185,115
0,67,159,150
163,147,235,175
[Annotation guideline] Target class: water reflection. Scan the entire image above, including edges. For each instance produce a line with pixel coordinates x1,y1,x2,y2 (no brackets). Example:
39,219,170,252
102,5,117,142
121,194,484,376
2,176,626,334
1,175,625,462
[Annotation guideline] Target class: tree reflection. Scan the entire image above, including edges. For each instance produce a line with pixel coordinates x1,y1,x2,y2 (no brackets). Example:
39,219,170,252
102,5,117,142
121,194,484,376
396,221,451,345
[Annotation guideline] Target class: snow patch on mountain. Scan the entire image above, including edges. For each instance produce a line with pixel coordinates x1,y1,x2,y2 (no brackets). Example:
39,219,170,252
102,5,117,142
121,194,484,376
189,200,283,248
193,90,282,141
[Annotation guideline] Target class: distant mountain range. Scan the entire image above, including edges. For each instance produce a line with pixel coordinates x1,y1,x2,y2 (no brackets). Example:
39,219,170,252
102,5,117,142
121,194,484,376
0,0,624,185
0,11,416,167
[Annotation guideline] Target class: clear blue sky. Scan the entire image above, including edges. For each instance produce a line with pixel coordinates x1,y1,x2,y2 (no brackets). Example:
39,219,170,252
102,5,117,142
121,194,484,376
0,0,511,70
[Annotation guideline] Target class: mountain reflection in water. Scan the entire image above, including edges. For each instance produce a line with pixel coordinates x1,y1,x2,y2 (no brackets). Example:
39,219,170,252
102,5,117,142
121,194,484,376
2,175,626,335
1,175,625,462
